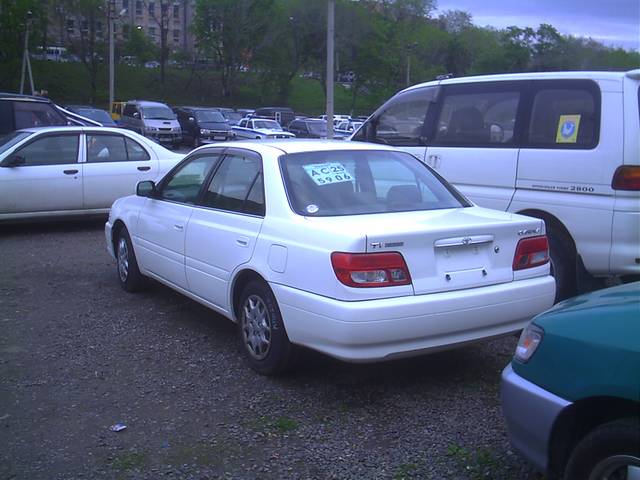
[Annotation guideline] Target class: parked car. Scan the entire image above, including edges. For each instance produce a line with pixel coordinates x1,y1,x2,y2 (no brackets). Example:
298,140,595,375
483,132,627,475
65,105,118,127
253,107,295,128
353,70,640,302
119,100,182,149
105,140,555,375
0,126,182,222
320,114,352,127
109,101,127,123
335,120,363,136
1,93,68,135
232,118,295,139
501,281,640,480
1,93,103,134
212,107,244,126
287,119,329,138
174,106,235,147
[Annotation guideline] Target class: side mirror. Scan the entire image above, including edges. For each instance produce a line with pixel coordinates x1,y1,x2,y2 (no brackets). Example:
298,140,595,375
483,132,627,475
136,180,156,197
1,154,26,167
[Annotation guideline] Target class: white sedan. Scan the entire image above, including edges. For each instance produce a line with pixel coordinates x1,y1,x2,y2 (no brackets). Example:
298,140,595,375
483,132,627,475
0,126,183,222
105,140,555,375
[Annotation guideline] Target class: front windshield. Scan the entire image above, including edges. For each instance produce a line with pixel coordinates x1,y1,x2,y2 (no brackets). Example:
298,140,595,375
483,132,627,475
307,121,327,135
0,131,33,156
280,150,469,216
195,110,226,123
142,106,175,120
254,120,282,130
77,108,113,123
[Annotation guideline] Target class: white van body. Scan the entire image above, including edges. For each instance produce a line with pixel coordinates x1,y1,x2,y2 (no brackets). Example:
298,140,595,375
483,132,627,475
352,70,640,300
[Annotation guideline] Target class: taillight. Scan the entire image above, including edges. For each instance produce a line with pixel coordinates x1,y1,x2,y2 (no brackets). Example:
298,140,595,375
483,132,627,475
513,236,549,271
612,166,640,190
331,252,412,288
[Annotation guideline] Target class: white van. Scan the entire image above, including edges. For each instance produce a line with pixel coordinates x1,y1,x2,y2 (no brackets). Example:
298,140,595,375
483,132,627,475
352,70,640,300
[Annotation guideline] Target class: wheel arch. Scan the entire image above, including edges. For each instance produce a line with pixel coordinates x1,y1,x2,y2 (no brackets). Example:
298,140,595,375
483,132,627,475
548,396,640,477
230,268,269,322
111,219,127,253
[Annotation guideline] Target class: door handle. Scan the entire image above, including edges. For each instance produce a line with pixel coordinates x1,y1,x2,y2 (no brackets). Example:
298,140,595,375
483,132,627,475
174,224,184,231
63,169,79,175
236,237,249,246
137,166,151,171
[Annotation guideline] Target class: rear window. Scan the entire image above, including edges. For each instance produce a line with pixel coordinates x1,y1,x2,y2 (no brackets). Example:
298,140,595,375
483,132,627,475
280,150,469,217
13,101,67,129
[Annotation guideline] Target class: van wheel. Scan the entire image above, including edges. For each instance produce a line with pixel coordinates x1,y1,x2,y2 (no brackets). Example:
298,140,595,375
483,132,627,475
237,280,296,375
548,230,576,302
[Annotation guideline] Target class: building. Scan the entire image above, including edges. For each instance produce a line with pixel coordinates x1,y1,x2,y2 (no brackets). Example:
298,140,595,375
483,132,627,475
47,0,197,57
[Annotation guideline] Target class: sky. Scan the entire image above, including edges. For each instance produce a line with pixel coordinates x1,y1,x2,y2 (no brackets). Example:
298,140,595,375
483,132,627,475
434,0,640,52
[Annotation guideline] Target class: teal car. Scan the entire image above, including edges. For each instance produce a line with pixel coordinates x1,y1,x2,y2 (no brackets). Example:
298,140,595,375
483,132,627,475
501,282,640,480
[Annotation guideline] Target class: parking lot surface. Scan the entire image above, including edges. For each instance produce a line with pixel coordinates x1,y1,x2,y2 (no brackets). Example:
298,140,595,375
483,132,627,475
1,221,542,479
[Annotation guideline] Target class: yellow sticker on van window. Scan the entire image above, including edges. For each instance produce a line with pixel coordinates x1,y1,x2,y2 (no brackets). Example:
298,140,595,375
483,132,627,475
556,114,581,143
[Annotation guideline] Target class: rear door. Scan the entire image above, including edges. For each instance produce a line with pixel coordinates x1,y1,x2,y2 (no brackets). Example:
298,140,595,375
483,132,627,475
513,79,616,275
185,148,265,310
0,132,82,214
82,131,159,209
424,81,525,211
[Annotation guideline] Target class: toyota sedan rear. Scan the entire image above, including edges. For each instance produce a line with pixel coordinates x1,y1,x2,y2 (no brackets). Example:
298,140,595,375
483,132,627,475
105,140,555,374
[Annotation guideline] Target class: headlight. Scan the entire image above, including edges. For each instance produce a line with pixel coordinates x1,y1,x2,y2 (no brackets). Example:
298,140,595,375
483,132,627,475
145,126,158,132
200,128,210,135
515,323,544,363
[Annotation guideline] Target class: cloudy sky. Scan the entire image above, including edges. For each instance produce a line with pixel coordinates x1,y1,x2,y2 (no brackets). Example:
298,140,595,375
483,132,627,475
435,0,640,51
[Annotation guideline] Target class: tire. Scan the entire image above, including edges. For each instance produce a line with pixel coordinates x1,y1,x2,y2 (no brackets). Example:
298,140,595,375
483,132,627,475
548,229,576,302
564,419,640,480
237,280,296,375
115,227,146,293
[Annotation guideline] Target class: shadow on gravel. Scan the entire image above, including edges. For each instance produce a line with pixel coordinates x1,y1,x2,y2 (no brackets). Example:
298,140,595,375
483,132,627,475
0,217,107,236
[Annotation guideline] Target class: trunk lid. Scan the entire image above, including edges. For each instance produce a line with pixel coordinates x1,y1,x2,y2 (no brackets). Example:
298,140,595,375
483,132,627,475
352,207,543,294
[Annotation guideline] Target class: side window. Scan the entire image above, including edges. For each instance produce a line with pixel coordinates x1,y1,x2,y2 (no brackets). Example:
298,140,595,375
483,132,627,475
86,134,127,162
354,87,437,146
527,87,598,148
159,154,219,204
239,119,247,128
433,91,520,146
13,134,79,166
125,137,150,161
201,153,264,215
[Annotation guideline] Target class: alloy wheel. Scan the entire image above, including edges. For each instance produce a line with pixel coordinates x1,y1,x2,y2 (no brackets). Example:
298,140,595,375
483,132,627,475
241,295,272,360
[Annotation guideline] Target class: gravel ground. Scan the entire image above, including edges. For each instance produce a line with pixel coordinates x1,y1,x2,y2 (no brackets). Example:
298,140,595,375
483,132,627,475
0,220,544,480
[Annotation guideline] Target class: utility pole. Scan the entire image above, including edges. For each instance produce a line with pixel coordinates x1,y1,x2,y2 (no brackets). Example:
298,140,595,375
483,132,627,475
326,0,335,139
20,11,35,95
108,0,115,109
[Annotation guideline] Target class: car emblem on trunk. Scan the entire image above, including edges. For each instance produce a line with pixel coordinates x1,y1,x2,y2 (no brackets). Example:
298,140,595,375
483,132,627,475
462,237,472,245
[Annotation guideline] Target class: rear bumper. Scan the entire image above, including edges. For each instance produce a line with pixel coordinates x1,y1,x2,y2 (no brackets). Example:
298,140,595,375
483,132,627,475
501,364,571,473
271,275,555,361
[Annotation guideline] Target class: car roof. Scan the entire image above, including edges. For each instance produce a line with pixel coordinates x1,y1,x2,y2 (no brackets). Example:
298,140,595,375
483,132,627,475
0,92,52,103
402,70,636,93
18,126,133,135
127,100,170,107
207,139,397,156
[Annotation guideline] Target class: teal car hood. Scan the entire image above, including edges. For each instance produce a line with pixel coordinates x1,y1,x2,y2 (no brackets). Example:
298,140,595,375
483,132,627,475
513,282,640,402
